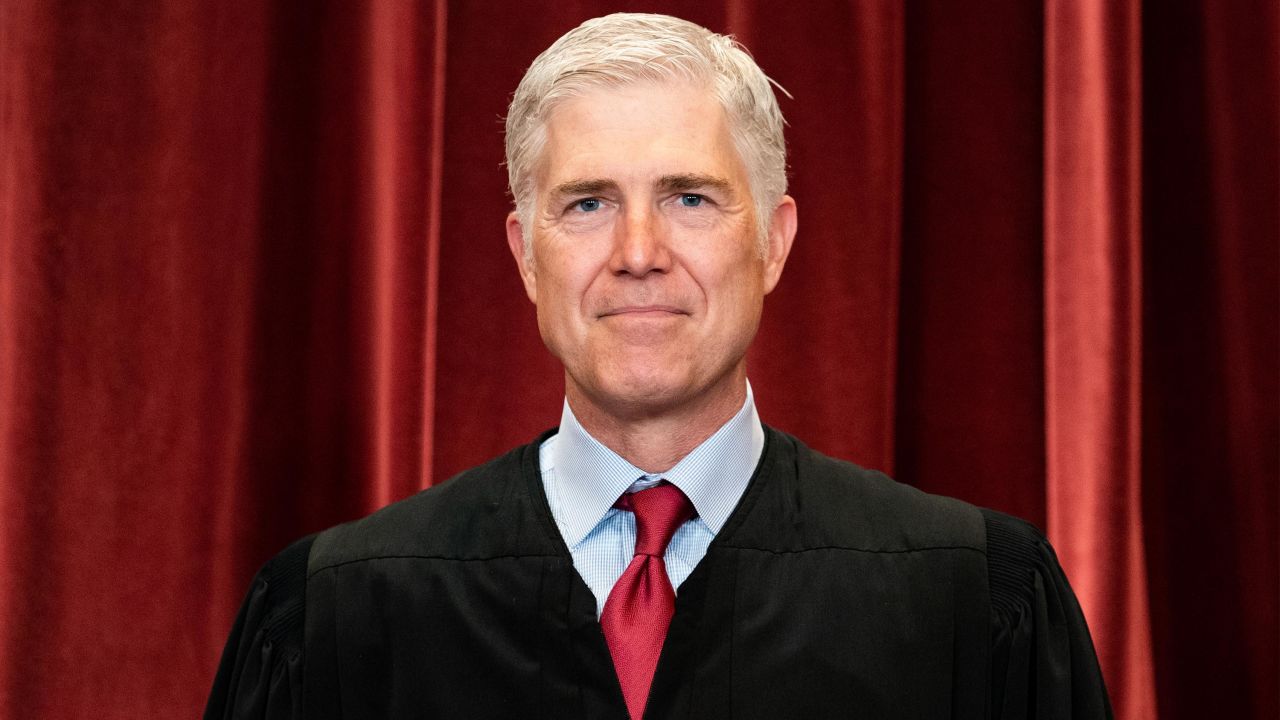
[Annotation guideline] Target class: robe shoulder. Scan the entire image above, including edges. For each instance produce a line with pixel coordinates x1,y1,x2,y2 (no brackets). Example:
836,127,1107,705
204,533,314,720
725,429,989,553
205,434,559,719
737,429,1112,718
309,433,563,572
981,508,1113,719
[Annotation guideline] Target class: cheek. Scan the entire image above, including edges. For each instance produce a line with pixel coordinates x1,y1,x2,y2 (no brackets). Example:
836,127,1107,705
697,262,766,336
686,247,763,296
534,249,601,323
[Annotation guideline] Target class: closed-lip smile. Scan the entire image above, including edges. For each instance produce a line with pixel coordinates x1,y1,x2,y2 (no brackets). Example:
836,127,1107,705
599,305,687,318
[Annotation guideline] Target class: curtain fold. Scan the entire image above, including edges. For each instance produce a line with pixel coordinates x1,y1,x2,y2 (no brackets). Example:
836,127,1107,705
1044,2,1155,718
740,0,905,474
357,0,447,506
897,0,1048,524
0,1,1274,717
1138,2,1279,718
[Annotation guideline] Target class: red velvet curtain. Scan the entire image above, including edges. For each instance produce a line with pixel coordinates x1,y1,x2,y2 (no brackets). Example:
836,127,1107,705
1,1,1275,718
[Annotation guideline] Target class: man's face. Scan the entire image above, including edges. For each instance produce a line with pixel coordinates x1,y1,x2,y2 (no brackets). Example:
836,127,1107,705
506,81,795,420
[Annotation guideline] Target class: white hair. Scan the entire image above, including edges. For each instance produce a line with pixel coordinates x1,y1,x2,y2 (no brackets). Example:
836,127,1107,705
504,13,788,257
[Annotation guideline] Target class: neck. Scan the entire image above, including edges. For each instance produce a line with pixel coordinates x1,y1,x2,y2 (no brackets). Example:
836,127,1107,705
566,371,748,474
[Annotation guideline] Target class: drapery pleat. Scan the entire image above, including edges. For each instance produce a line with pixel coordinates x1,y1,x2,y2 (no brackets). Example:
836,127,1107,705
0,1,1274,718
358,0,447,507
897,0,1048,524
1044,2,1156,718
1138,2,1278,719
740,0,905,474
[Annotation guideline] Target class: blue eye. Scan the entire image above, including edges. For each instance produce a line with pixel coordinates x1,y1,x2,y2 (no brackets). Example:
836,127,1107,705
680,194,703,207
576,198,602,212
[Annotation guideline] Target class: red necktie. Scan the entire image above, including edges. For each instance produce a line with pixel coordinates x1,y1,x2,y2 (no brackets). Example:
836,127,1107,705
600,482,695,720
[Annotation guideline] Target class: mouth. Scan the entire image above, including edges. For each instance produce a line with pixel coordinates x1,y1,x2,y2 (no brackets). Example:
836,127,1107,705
598,305,688,319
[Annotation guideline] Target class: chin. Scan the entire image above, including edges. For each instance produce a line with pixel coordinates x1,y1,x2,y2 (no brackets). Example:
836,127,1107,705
586,369,697,415
608,370,690,402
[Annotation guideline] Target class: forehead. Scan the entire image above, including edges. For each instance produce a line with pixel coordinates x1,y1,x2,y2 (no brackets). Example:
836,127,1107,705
535,81,745,190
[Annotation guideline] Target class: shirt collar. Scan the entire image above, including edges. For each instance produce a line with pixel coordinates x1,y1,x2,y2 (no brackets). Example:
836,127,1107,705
551,382,765,548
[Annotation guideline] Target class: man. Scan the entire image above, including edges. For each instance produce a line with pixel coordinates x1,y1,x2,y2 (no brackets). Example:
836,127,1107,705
207,13,1110,720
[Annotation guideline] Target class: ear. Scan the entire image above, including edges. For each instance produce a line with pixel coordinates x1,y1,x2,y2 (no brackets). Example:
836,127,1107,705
505,211,538,303
761,195,797,294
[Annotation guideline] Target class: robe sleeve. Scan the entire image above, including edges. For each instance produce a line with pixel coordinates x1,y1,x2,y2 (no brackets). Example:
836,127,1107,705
205,534,315,720
982,510,1113,720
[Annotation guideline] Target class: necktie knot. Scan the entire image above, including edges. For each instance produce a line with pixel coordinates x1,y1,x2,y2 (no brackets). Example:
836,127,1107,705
621,482,694,557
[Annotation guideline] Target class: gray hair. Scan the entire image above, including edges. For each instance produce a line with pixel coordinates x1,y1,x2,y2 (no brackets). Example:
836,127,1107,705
504,13,788,256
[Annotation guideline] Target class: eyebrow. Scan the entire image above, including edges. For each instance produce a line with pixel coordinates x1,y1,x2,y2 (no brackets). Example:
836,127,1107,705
656,173,733,194
549,173,734,200
549,178,620,200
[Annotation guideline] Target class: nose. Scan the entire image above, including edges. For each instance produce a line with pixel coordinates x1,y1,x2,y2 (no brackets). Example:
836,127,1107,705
609,205,672,277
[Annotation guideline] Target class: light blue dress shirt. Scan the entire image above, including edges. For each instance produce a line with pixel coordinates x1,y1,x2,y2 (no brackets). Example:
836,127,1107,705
539,383,766,617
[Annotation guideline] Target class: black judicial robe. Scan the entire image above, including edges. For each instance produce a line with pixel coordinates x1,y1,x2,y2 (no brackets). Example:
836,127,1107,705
206,428,1112,719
